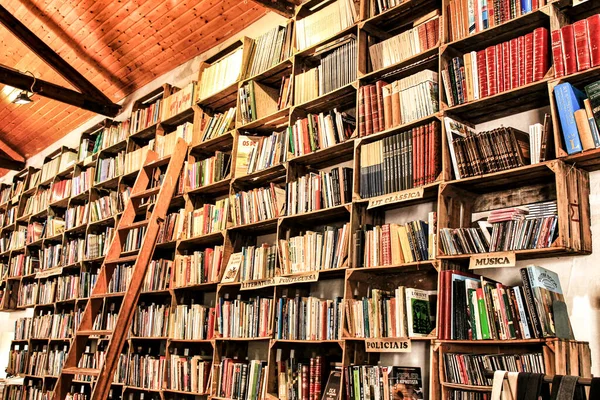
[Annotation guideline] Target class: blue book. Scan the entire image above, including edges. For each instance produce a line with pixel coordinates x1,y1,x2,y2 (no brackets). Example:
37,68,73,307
521,0,532,14
554,82,586,154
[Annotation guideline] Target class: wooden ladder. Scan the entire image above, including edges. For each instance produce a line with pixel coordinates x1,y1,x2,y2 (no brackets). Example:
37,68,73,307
53,138,188,400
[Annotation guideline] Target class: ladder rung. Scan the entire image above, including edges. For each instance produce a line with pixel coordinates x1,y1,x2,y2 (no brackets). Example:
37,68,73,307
105,255,139,265
131,186,160,200
118,219,149,231
62,367,100,377
77,329,113,337
145,155,171,169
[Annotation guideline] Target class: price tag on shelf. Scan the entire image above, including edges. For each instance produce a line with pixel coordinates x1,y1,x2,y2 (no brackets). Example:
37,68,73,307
469,252,516,269
367,187,424,210
365,338,412,353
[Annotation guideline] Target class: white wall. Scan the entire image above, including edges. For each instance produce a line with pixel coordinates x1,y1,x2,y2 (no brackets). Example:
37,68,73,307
1,11,598,381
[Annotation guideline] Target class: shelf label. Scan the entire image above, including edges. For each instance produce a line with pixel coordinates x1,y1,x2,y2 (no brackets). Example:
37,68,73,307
469,252,516,269
365,338,412,353
36,266,64,279
240,278,277,291
276,272,319,286
367,187,424,210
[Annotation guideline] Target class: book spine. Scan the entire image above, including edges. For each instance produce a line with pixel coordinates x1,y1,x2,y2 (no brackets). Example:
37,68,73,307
551,29,566,78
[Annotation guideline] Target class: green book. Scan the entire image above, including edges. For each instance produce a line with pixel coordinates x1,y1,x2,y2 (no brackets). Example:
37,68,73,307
467,288,478,340
476,287,491,340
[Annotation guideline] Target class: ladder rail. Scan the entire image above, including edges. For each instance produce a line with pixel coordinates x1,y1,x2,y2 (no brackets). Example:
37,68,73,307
52,138,188,400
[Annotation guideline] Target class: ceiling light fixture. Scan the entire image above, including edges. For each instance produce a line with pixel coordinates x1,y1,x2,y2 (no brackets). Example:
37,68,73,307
11,70,36,105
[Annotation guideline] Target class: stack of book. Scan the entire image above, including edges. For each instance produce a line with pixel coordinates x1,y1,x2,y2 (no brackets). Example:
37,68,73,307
108,264,132,293
240,132,288,175
279,224,350,274
360,121,440,197
168,351,211,394
552,15,600,78
55,274,80,301
444,117,532,179
217,295,273,338
369,15,440,71
41,243,62,270
143,259,172,292
447,0,546,42
438,265,569,340
197,47,245,101
359,71,439,136
89,191,121,222
130,98,162,134
62,238,85,265
345,366,422,400
154,123,193,158
239,244,277,282
127,353,166,390
245,23,294,78
295,36,357,104
96,121,130,151
169,304,216,340
346,287,436,338
123,144,151,175
440,201,558,255
288,109,355,157
215,358,268,400
197,107,236,142
7,345,28,375
71,168,93,197
187,151,231,189
230,184,286,226
276,353,326,400
14,317,32,340
173,247,224,286
65,204,89,230
444,352,544,386
96,151,125,183
295,0,357,50
353,217,436,268
161,82,195,120
275,295,343,340
17,281,39,307
183,199,229,238
50,179,71,203
554,80,600,155
157,211,184,243
442,27,549,106
131,301,171,338
286,167,353,215
85,227,114,259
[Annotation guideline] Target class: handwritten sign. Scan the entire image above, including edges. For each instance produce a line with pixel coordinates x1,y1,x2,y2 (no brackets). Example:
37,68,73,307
36,267,64,279
367,187,424,209
469,252,516,270
277,272,319,286
365,338,412,353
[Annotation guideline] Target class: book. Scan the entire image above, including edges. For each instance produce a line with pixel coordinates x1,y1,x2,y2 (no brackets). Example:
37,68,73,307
286,167,353,215
275,295,343,340
554,82,586,154
217,294,272,338
197,46,245,101
221,252,243,283
230,183,286,226
245,22,293,79
295,0,357,50
289,109,355,157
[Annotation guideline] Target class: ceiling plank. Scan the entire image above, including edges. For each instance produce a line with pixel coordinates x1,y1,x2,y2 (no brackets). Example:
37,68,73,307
0,4,113,103
251,0,296,17
0,65,121,117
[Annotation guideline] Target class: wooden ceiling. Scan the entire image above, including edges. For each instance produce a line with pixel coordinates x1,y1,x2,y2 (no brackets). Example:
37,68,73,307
0,0,268,160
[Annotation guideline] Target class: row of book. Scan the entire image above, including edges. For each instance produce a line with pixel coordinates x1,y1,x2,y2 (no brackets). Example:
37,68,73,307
286,167,353,215
445,117,537,179
154,123,194,158
182,200,229,238
170,304,216,340
215,358,268,400
7,345,28,375
295,36,357,105
123,226,146,253
22,187,50,217
86,228,115,259
49,179,72,203
8,253,38,277
440,201,558,255
295,0,356,51
444,352,544,386
279,223,350,274
197,107,236,142
230,184,286,226
130,96,162,134
240,132,288,175
552,15,600,78
96,151,125,183
345,286,436,338
71,167,94,197
353,217,436,268
167,353,211,394
438,265,568,340
359,71,439,137
186,151,231,189
554,80,600,155
17,281,39,307
275,296,343,340
359,121,440,197
30,309,82,340
217,295,273,338
345,365,422,400
447,0,547,42
288,109,355,157
197,47,245,101
238,244,277,282
174,247,224,286
443,27,549,106
39,152,77,184
245,22,294,79
131,301,171,338
369,14,440,72
28,344,67,376
276,353,328,400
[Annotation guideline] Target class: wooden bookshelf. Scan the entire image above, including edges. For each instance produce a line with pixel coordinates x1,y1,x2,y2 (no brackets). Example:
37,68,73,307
2,0,598,399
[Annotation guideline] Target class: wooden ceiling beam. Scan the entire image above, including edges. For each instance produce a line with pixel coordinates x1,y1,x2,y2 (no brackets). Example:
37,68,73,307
0,156,25,171
251,0,297,17
0,136,24,162
0,4,113,103
0,65,121,117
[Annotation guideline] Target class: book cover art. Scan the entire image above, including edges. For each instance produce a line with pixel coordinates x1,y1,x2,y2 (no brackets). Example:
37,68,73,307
321,370,341,400
406,289,432,336
525,265,566,337
388,366,423,400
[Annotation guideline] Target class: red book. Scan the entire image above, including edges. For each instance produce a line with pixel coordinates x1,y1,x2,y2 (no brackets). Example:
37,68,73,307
302,118,311,155
533,27,549,81
510,38,519,89
370,85,381,134
532,0,539,10
302,364,309,400
476,50,489,98
573,20,591,71
587,14,600,67
315,357,323,400
310,358,316,400
364,85,374,136
518,35,525,87
432,120,441,182
524,33,534,84
421,125,428,185
358,86,366,137
551,29,566,78
561,25,577,75
418,23,428,51
375,81,386,133
207,308,216,339
502,41,511,91
381,224,391,265
496,43,505,93
485,46,498,96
